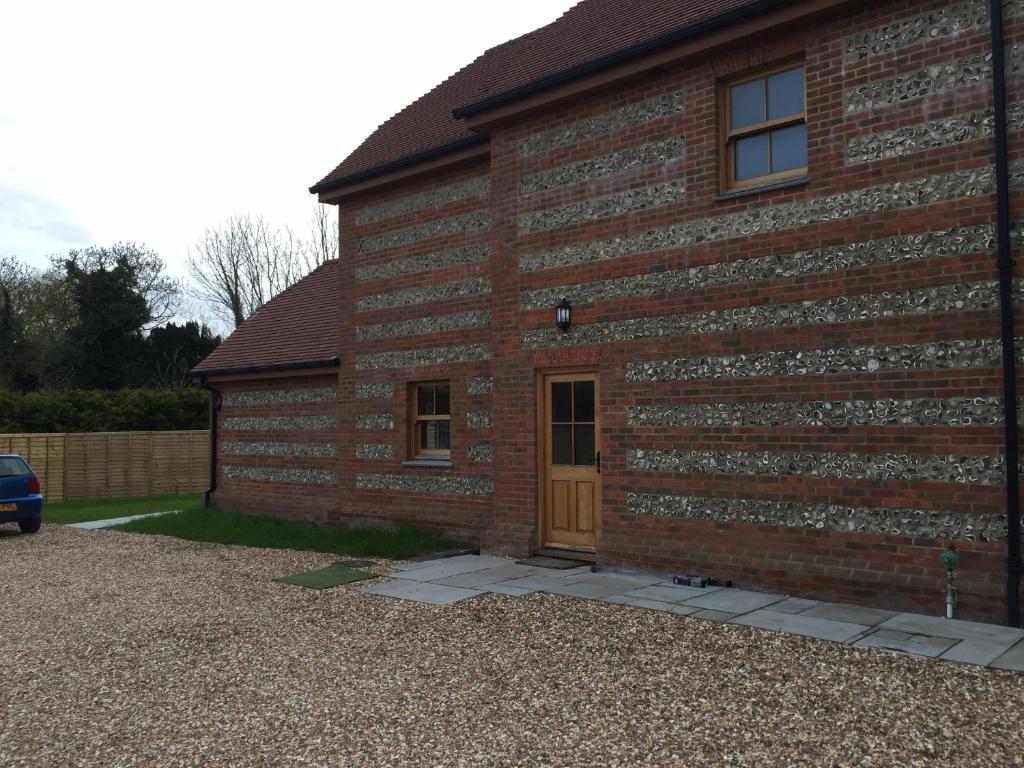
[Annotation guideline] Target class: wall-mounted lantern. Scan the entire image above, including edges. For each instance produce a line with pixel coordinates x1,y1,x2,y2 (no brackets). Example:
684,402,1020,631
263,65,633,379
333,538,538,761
555,298,571,332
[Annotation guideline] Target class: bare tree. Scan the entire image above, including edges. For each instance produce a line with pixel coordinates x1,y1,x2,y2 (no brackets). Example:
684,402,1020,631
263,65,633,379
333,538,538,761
188,208,338,329
303,203,339,270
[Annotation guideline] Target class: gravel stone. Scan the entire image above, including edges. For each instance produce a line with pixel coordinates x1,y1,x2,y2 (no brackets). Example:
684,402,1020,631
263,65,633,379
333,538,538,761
2,528,1021,766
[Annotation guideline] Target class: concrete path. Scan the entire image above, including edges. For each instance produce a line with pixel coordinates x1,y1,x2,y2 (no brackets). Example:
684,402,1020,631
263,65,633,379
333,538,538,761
365,555,1024,670
66,510,181,530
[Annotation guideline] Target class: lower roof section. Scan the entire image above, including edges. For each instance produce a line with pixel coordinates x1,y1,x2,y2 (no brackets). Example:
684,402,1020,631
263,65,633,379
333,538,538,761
192,260,342,378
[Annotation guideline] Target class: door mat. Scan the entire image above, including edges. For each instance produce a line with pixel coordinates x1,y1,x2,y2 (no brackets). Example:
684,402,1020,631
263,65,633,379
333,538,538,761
274,563,376,590
516,555,585,570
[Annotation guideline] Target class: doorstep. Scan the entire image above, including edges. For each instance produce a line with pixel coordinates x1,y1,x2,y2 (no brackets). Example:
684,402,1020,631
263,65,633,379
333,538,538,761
365,555,1024,671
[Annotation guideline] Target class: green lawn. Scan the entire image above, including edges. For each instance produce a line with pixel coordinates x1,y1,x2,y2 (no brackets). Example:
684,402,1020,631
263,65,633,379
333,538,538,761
114,504,453,560
45,494,201,525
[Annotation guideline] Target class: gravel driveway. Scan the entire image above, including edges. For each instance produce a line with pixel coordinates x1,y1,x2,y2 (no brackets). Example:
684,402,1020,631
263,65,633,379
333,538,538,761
1,526,1022,767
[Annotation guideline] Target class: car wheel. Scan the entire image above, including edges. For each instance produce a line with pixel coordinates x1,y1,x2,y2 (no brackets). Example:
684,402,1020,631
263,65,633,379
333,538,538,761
18,517,41,534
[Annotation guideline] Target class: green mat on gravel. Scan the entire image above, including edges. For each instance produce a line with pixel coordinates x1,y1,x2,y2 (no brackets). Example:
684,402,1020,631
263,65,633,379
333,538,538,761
274,563,376,589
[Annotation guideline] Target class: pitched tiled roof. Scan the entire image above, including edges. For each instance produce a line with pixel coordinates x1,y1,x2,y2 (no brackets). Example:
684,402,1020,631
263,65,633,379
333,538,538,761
311,0,775,191
192,260,341,375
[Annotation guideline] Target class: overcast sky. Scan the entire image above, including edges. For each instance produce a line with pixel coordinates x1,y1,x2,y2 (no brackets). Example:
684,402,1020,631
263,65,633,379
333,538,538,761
0,0,574,283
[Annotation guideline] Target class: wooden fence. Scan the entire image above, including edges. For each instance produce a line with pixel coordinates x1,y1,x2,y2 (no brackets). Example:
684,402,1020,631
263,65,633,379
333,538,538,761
0,431,210,502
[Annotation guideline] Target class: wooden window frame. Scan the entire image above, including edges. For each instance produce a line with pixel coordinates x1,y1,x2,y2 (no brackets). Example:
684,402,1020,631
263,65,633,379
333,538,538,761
720,59,807,193
409,381,451,459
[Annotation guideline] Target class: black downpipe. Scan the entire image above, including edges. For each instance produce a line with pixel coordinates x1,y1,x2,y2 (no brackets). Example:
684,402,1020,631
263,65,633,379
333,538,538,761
199,378,221,508
990,0,1022,627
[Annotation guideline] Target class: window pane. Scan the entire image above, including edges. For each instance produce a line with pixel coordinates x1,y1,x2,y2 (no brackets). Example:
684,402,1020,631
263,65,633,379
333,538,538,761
417,385,434,416
573,425,595,466
771,123,807,172
435,385,450,416
735,132,770,180
767,66,803,120
552,424,572,465
552,382,572,422
730,77,765,130
573,381,594,422
419,421,438,450
419,420,451,451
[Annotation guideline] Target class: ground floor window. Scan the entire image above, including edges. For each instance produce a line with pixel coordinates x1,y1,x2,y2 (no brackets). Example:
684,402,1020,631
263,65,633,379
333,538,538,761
410,381,451,458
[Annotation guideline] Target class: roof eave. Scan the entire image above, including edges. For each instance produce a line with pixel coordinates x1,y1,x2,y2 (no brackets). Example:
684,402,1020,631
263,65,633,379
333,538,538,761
192,355,341,380
310,135,488,197
452,0,796,120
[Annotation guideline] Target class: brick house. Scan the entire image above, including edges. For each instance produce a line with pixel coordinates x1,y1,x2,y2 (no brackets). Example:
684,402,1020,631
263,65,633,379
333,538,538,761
195,0,1024,623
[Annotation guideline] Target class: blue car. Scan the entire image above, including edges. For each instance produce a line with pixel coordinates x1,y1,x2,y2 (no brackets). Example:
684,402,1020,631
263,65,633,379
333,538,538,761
0,454,43,533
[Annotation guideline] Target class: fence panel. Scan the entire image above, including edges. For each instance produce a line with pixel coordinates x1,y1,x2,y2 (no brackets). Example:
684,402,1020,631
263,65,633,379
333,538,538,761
0,431,209,502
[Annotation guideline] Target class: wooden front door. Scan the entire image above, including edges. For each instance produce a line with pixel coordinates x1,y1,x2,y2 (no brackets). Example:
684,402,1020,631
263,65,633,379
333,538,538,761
540,372,601,550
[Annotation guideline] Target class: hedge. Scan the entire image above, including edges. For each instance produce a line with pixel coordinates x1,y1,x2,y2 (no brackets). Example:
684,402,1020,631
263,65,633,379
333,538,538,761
0,388,210,433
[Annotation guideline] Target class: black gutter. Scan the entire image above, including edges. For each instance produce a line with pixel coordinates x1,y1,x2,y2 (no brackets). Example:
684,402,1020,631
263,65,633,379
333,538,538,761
197,377,221,507
309,135,488,195
190,355,340,379
990,0,1022,628
453,0,796,119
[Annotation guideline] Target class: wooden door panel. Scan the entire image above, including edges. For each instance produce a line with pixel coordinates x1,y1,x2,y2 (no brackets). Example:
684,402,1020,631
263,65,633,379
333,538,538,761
551,480,571,531
540,372,601,550
576,481,594,533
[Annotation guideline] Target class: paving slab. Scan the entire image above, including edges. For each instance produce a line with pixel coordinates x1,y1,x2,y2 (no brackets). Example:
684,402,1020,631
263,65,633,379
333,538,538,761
682,589,786,614
670,604,701,616
940,639,1017,667
588,571,664,588
991,639,1024,671
389,556,510,583
855,629,957,658
770,597,823,614
67,510,180,529
484,584,535,597
432,564,541,588
731,609,869,643
653,580,725,594
544,576,653,599
877,614,1024,646
799,603,896,627
494,573,589,591
363,579,482,605
622,584,709,604
691,609,737,622
598,595,676,612
394,554,483,571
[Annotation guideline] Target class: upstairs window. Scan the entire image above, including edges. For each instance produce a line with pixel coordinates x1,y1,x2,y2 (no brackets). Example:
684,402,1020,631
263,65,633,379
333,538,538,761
722,62,807,192
410,382,451,458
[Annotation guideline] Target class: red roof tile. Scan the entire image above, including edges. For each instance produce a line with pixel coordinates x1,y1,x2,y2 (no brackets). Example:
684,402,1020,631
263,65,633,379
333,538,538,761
192,260,341,375
312,0,771,191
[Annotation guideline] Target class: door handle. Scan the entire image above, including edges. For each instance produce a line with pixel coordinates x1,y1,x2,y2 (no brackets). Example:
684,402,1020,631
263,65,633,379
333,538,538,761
596,451,601,474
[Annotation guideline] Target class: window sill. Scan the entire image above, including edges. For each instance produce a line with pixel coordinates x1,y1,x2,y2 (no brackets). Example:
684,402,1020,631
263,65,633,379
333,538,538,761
402,459,454,469
714,175,808,202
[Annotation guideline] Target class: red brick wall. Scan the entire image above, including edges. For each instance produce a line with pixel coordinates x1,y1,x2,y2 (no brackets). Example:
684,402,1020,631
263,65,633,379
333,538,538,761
208,372,339,525
318,0,1023,621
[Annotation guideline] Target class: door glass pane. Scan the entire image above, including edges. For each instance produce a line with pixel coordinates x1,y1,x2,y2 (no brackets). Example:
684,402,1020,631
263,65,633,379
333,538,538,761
766,66,803,120
730,77,765,130
771,123,807,172
552,424,572,465
417,385,434,416
435,385,450,416
735,132,770,180
573,424,595,466
552,382,572,422
573,381,594,422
